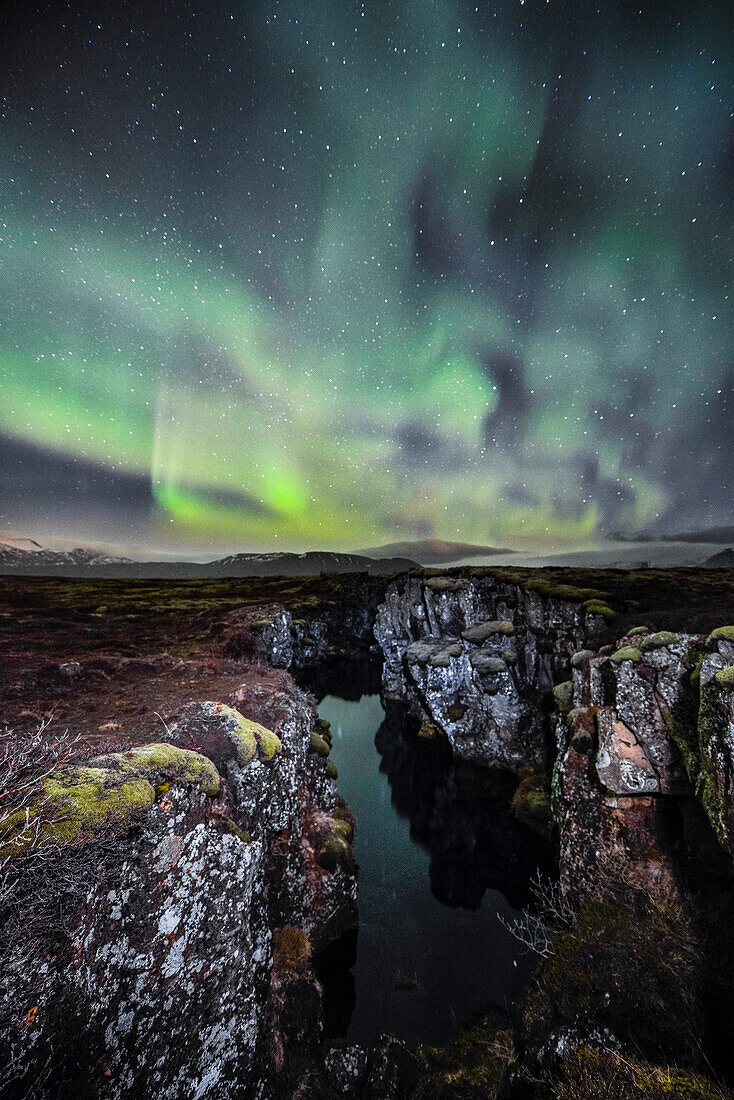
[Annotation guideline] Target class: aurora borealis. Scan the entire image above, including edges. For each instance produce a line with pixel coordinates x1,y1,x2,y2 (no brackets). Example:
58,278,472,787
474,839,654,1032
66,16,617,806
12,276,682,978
0,1,732,554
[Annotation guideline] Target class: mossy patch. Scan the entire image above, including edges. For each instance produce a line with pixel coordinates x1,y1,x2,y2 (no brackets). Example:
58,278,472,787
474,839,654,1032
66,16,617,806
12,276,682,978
316,815,354,872
512,766,553,838
610,646,642,664
522,580,610,605
706,626,734,648
418,720,441,740
582,599,615,621
714,666,734,692
211,704,282,765
309,731,331,757
461,620,514,643
90,743,221,797
553,681,574,713
521,898,703,1070
419,1017,515,1099
639,630,679,651
1,766,155,858
272,925,311,977
325,760,338,780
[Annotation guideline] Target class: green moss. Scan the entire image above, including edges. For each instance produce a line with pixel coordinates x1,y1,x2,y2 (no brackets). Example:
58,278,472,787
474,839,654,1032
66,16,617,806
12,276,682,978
553,681,574,713
325,760,338,780
522,580,610,604
332,802,355,834
1,766,155,858
706,626,734,648
211,814,251,843
512,767,553,838
272,925,310,976
522,897,703,1074
91,743,221,797
582,599,615,621
418,720,441,740
627,625,648,636
420,1017,515,1099
317,816,354,872
610,646,642,664
714,666,734,691
213,705,282,765
639,630,679,651
309,731,331,757
446,703,467,720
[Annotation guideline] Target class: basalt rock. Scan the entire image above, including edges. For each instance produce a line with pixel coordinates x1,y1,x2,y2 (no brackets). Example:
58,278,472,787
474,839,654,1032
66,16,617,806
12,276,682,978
1,689,356,1100
551,627,734,901
373,575,594,769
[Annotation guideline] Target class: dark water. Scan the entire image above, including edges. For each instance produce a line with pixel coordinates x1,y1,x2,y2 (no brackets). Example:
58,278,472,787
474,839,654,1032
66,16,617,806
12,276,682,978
318,694,541,1047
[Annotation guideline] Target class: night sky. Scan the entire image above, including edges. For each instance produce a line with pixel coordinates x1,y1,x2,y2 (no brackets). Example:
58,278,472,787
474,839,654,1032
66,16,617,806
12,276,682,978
1,1,731,554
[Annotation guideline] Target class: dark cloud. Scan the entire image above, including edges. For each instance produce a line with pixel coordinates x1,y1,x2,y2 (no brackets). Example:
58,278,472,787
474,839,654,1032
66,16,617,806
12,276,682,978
0,434,153,530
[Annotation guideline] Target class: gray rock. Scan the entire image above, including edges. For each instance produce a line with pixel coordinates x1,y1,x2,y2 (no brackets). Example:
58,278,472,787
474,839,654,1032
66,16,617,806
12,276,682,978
470,653,507,674
462,620,515,643
323,1042,369,1094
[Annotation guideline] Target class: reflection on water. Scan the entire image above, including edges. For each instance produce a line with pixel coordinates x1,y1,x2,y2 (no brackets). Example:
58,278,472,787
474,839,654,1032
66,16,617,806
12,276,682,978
317,694,544,1047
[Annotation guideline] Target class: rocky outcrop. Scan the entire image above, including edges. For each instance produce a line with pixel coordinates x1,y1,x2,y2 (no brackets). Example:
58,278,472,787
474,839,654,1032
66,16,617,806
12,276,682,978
697,628,734,852
1,689,355,1100
219,578,387,691
552,625,734,900
373,574,605,769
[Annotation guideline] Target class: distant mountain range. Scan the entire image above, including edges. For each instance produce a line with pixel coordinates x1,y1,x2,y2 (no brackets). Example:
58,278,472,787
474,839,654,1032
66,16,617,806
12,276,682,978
0,538,417,578
356,538,513,564
611,526,734,545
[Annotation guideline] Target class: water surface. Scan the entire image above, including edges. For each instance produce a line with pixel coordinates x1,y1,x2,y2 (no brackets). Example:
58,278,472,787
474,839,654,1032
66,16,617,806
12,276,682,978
318,693,539,1046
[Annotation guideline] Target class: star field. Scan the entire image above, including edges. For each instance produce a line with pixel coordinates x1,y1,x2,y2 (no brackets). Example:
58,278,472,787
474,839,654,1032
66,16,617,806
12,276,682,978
0,1,731,552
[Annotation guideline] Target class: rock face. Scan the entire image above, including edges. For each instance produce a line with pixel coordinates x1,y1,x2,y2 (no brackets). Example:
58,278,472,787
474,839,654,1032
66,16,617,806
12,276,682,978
1,691,355,1099
552,626,734,900
373,575,599,769
220,579,385,688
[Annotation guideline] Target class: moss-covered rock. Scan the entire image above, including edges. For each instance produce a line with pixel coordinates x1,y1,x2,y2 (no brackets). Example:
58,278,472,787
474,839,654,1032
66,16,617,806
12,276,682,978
418,720,441,740
272,925,310,977
315,816,354,872
610,646,642,664
512,766,553,839
571,649,594,669
553,680,574,713
461,620,514,643
582,599,615,621
714,666,734,692
706,626,734,649
221,708,282,765
309,731,331,757
419,1016,515,1099
639,630,679,651
521,898,703,1072
90,743,221,797
325,760,338,780
1,766,155,858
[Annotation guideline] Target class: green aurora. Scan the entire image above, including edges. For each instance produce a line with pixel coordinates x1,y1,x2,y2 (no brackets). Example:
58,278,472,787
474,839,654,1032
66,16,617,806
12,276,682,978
0,1,731,552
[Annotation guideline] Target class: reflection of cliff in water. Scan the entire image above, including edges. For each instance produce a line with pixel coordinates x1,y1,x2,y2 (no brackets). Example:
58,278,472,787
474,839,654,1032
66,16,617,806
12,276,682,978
374,704,547,911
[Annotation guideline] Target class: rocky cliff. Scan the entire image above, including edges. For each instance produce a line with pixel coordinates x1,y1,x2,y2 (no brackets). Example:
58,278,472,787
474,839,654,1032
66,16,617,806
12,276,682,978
3,568,734,1099
373,573,609,769
1,688,355,1099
